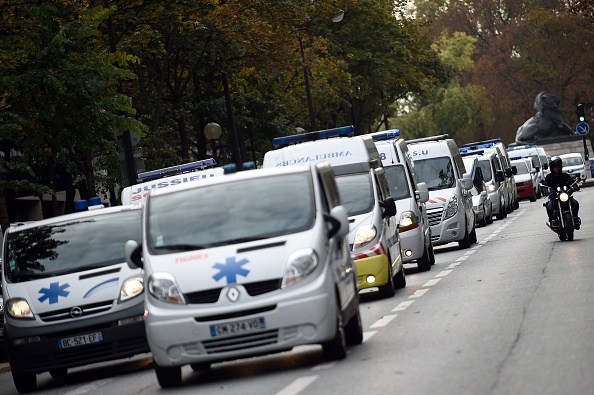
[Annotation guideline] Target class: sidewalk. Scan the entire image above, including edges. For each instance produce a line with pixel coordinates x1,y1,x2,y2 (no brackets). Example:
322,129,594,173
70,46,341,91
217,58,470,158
0,361,10,373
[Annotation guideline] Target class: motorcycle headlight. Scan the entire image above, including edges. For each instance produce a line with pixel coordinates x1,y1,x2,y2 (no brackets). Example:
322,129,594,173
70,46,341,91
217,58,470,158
6,298,35,320
444,194,458,220
282,248,319,288
559,192,569,202
353,224,377,249
148,273,186,304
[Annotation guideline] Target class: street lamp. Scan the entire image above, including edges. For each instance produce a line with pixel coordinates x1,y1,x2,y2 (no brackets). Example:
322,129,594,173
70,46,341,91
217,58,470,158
204,122,222,163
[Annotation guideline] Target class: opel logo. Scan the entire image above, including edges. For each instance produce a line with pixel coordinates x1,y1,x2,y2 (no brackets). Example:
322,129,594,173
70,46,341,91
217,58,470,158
226,287,240,302
70,307,83,318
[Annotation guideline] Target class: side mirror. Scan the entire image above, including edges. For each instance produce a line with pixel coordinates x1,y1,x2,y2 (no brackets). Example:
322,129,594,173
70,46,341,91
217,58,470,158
415,182,429,203
504,168,513,177
495,170,505,183
542,163,548,170
125,240,143,269
511,166,517,175
461,173,473,190
326,206,350,239
380,197,397,218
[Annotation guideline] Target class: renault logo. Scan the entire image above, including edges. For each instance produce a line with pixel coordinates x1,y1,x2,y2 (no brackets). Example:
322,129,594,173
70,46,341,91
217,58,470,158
226,287,240,302
70,306,83,318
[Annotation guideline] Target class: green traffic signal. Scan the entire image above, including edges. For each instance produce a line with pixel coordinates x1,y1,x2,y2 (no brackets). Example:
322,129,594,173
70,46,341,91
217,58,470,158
577,104,586,122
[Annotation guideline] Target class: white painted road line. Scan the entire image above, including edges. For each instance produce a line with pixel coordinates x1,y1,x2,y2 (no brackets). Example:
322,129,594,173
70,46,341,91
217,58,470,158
392,300,415,312
435,270,452,277
64,380,112,395
276,376,319,395
370,314,398,328
423,278,442,287
409,289,430,298
363,331,377,342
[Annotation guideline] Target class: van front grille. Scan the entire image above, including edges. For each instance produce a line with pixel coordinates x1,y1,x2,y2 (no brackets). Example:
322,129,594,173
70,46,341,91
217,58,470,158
39,300,114,322
427,208,444,227
185,279,282,304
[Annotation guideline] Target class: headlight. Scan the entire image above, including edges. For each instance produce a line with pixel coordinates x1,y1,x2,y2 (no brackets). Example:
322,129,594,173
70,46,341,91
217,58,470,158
120,276,144,302
353,224,377,249
282,248,319,288
444,194,458,220
559,192,569,202
487,184,496,192
6,298,34,320
148,273,186,304
399,211,417,228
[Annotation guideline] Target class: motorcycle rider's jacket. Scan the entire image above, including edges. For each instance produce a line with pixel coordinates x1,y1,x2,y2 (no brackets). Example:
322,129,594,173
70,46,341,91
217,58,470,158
542,172,578,191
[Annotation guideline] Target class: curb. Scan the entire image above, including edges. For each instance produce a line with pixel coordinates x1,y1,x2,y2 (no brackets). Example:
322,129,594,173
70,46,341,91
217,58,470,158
0,362,10,373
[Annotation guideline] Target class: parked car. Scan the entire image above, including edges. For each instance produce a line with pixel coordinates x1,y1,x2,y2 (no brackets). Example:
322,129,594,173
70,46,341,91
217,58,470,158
559,153,588,183
511,158,538,202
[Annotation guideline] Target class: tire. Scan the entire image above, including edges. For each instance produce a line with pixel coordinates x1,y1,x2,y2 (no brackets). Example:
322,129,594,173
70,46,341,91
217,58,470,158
322,298,347,361
49,368,68,379
155,364,182,388
378,257,395,298
344,286,363,346
529,195,536,202
11,369,36,393
417,244,432,272
479,210,487,227
486,205,494,224
496,207,506,220
564,212,574,241
458,223,471,249
393,265,406,289
428,242,436,265
469,224,477,244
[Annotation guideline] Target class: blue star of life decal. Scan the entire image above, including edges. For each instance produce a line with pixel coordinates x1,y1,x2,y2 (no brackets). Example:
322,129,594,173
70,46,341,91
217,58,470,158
38,282,70,304
212,257,250,284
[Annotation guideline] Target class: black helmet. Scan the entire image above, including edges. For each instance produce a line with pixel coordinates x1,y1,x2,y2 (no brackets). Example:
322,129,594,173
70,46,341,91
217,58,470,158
549,156,562,169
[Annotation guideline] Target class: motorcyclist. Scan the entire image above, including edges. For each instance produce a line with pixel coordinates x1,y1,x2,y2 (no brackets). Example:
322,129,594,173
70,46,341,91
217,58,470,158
541,156,580,229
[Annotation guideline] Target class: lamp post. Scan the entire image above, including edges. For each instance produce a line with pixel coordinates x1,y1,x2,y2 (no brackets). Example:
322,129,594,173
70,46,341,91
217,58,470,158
204,122,222,163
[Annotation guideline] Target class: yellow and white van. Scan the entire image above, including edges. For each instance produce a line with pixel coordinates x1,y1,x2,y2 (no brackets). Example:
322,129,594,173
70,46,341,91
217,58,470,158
125,163,362,388
263,126,404,297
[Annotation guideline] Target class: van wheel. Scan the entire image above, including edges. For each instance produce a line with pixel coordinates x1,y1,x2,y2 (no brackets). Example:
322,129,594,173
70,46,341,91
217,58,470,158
49,368,68,379
12,368,36,393
322,297,347,360
428,243,436,265
345,284,363,346
393,266,406,289
190,362,211,372
486,205,494,224
469,225,477,244
378,258,396,298
417,244,431,272
155,364,182,388
458,224,471,249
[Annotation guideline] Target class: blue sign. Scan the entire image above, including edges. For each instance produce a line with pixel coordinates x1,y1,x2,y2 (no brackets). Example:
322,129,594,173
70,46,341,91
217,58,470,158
576,122,590,135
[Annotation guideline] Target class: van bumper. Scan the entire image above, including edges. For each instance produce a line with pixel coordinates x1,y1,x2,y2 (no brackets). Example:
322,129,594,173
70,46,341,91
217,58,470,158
431,211,466,246
399,226,426,262
354,253,390,290
145,285,338,368
4,303,148,374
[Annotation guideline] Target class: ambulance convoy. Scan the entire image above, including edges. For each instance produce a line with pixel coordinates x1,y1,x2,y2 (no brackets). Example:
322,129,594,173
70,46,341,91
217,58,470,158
2,125,516,391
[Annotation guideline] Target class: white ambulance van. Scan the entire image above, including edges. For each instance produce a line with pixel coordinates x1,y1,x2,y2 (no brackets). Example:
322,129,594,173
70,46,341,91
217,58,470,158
263,126,404,297
120,158,223,205
125,162,362,388
507,144,550,198
405,135,476,248
1,200,147,393
369,130,434,272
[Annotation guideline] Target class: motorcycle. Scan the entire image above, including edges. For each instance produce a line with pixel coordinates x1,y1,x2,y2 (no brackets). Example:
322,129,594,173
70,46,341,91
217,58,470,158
541,183,580,241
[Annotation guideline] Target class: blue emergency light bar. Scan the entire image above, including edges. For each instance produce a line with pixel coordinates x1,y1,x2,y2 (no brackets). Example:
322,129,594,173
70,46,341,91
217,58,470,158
137,158,217,182
507,144,537,151
461,138,503,149
223,161,256,174
370,129,401,142
272,126,355,147
74,197,104,212
459,149,485,157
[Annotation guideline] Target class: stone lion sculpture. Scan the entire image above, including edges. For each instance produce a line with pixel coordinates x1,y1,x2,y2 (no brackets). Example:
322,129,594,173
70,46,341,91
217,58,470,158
515,91,575,145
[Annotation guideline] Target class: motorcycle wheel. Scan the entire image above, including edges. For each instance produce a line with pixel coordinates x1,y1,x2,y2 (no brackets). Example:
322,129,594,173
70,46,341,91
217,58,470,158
564,212,574,241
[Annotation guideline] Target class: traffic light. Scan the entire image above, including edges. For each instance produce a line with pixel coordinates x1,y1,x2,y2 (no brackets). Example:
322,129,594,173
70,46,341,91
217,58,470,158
577,103,586,122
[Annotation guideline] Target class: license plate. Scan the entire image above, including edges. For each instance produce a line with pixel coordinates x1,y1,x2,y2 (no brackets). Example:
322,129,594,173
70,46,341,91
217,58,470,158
210,317,265,337
58,332,103,349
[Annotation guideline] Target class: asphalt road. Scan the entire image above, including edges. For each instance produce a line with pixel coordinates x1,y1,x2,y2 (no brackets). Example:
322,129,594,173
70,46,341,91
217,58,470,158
2,182,594,394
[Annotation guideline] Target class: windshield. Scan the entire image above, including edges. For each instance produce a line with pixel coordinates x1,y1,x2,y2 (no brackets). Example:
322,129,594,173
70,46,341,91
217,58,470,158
413,157,456,190
384,165,411,200
334,173,374,216
478,161,493,181
513,161,529,175
4,211,141,283
561,156,583,166
147,172,315,253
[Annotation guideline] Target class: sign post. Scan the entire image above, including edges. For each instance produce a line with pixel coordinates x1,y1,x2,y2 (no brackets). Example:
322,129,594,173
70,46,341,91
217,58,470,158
576,122,590,161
